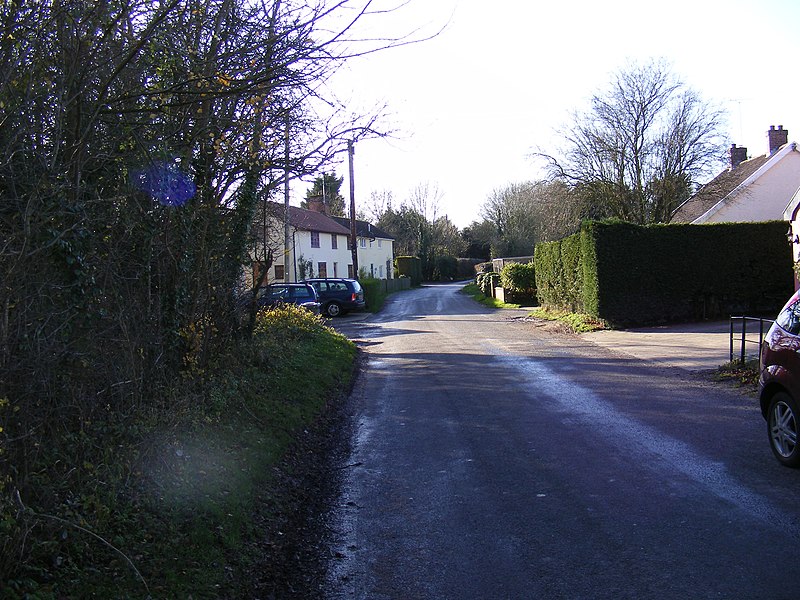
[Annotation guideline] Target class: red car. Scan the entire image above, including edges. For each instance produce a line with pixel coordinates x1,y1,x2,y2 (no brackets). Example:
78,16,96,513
759,289,800,467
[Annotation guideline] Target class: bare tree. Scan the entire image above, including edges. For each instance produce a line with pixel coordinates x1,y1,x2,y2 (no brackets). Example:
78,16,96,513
478,181,581,258
536,59,727,224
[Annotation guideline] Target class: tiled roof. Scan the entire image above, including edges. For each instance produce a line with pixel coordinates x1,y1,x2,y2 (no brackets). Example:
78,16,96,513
265,202,351,235
671,154,770,223
330,216,395,240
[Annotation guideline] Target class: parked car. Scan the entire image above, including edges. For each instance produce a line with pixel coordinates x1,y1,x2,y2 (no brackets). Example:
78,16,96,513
304,278,365,317
256,282,321,314
759,289,800,467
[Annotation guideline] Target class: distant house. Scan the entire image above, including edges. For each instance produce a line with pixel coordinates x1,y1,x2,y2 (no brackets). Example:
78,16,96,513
329,216,395,280
248,197,394,286
672,125,800,224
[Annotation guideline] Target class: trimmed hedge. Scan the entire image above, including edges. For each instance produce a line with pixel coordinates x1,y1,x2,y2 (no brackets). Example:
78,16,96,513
535,219,794,326
433,255,458,281
395,256,422,286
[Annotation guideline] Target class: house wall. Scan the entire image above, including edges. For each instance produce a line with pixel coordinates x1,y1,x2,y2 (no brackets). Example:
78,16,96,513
358,237,394,279
698,151,800,223
275,230,352,282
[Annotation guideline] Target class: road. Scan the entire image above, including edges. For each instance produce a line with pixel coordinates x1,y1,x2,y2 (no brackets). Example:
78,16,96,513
324,282,800,599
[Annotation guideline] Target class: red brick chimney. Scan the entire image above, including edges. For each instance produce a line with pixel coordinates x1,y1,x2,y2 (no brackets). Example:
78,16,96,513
768,125,788,155
306,193,327,214
729,144,748,169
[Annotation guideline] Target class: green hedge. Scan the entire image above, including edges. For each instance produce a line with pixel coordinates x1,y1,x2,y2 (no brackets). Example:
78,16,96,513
395,256,422,286
433,255,458,281
534,233,583,311
535,219,794,326
500,261,536,304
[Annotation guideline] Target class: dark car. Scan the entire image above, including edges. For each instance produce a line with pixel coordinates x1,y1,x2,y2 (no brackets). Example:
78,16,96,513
256,282,321,314
759,289,800,467
305,278,365,317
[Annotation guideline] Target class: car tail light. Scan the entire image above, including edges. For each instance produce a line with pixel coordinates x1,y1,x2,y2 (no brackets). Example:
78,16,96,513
351,293,356,301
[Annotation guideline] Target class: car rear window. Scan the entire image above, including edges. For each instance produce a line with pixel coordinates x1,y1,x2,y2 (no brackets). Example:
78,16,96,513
294,286,313,299
777,299,800,335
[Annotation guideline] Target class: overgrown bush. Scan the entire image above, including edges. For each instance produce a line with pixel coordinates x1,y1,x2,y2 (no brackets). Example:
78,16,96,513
476,272,500,297
1,305,355,597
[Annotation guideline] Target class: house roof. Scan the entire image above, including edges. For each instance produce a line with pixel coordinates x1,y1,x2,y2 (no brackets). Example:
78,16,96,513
330,216,395,240
266,202,351,235
671,154,771,223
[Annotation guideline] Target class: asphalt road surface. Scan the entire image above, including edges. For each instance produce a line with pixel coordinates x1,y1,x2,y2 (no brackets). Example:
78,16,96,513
325,283,800,599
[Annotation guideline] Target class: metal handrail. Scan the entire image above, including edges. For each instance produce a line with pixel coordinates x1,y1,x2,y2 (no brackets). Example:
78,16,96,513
729,316,774,363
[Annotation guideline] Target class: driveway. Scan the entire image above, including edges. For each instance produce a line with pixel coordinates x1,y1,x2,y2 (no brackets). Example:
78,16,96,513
582,320,734,372
324,283,800,599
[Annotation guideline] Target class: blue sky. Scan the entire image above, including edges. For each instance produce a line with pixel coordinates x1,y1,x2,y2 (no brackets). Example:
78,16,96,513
321,0,800,228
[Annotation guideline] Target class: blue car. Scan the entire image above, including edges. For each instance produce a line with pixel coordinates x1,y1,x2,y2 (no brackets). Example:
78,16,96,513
256,283,321,314
305,278,365,317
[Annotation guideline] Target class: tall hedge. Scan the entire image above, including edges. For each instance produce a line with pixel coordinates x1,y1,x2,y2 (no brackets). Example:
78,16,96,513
395,255,422,286
535,219,794,326
534,233,583,311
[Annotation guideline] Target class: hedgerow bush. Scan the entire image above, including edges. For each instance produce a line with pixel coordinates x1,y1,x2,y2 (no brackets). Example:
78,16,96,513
476,271,500,297
1,305,355,597
499,261,536,302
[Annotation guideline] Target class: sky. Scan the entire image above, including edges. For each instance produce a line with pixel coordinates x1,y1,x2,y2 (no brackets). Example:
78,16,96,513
312,0,800,228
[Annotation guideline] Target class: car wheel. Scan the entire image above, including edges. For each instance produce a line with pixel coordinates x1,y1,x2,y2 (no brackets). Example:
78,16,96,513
768,392,800,467
325,302,342,317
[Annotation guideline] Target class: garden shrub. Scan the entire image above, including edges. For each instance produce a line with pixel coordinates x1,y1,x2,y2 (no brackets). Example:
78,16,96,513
500,261,536,303
476,271,500,297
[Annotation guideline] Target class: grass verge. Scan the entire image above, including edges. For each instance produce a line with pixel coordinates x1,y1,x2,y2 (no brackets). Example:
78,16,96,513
713,358,759,389
2,305,356,599
461,283,521,309
527,306,607,333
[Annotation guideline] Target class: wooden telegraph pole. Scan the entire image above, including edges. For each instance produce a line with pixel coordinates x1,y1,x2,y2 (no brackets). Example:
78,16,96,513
348,140,359,278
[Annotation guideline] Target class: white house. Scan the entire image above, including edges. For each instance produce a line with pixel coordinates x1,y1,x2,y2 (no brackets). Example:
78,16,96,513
330,216,395,280
249,199,394,286
672,125,800,224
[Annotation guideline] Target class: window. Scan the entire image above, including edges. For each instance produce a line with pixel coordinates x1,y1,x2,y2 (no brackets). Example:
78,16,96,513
347,264,354,278
379,265,383,278
311,231,320,248
331,234,338,249
359,237,366,248
333,262,338,277
274,264,285,280
318,262,327,278
777,299,800,335
252,262,267,286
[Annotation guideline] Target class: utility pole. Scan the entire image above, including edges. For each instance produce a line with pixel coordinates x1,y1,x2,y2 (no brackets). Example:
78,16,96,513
284,113,292,281
348,140,359,279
